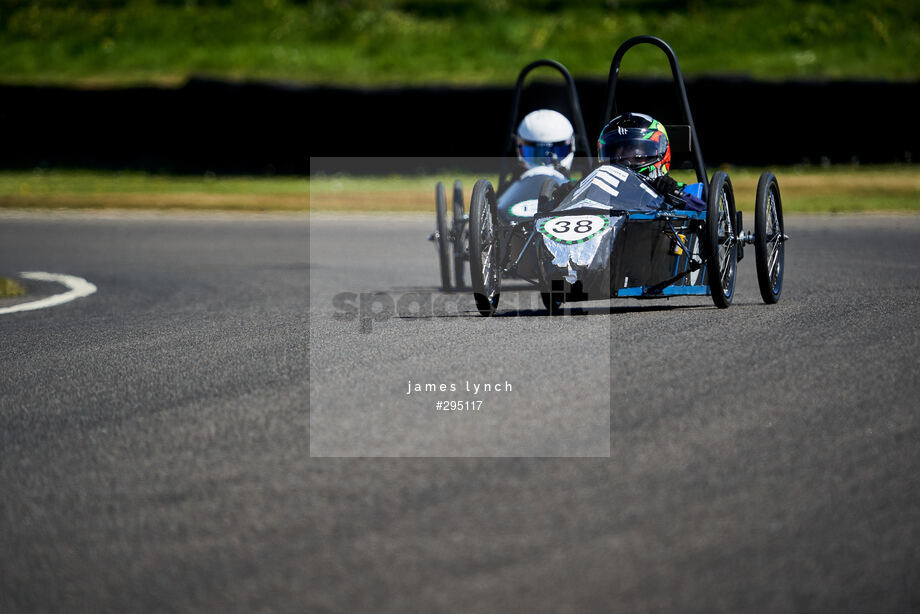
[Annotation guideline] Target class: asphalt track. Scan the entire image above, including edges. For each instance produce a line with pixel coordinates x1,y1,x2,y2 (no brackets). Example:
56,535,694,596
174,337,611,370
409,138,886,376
2,211,919,612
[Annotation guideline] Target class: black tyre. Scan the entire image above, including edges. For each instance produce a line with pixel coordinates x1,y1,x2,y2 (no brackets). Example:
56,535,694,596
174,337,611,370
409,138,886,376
452,180,466,289
435,181,451,291
469,179,501,316
705,170,738,308
754,171,785,304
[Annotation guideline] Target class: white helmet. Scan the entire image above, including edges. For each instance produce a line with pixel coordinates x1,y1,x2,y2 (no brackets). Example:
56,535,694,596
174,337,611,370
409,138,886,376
515,109,575,171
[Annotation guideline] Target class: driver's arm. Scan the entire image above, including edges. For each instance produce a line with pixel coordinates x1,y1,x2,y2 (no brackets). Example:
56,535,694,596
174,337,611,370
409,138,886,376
651,175,687,207
652,175,683,198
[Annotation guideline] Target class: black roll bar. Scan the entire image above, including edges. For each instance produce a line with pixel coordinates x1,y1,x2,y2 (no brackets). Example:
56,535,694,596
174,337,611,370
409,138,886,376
602,36,709,201
499,59,594,191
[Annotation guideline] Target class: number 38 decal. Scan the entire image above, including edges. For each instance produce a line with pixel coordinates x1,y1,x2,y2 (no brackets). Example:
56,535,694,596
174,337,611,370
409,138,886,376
538,215,610,244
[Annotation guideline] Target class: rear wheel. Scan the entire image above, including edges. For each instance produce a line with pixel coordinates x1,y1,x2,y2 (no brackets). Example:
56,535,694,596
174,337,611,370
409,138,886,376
754,171,785,304
435,182,451,291
469,179,501,316
705,171,738,308
452,180,466,289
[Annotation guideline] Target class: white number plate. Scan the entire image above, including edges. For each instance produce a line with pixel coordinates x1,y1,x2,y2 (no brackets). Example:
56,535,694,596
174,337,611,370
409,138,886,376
538,215,609,244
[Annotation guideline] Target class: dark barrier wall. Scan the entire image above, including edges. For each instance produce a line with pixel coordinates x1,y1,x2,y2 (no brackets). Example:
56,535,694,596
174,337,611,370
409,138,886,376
0,77,916,174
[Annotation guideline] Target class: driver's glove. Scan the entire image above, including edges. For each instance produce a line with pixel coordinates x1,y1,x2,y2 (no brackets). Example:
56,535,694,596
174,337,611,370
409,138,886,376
551,180,578,204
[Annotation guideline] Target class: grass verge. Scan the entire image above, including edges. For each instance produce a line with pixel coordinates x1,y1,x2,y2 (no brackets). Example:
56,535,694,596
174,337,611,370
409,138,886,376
0,171,308,212
310,165,920,214
0,166,916,214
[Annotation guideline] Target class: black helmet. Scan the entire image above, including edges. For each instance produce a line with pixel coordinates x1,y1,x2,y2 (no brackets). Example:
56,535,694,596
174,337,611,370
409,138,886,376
598,112,671,179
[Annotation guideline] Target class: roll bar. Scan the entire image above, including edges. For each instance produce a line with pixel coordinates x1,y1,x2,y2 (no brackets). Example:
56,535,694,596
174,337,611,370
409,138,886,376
499,59,594,192
602,36,709,201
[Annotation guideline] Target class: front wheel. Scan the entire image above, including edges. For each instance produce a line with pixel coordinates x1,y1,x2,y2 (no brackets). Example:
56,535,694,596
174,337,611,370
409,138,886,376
435,182,451,291
469,179,501,316
754,171,785,304
705,170,738,308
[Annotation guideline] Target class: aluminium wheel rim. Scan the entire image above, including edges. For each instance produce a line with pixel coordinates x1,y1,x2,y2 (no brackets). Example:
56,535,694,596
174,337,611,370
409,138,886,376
716,190,736,295
765,187,783,292
478,197,498,302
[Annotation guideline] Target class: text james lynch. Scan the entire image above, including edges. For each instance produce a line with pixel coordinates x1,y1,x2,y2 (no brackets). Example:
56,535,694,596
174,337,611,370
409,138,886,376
407,380,513,395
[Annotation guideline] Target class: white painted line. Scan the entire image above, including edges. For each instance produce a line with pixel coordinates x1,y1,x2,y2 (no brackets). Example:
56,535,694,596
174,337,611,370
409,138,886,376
0,272,97,315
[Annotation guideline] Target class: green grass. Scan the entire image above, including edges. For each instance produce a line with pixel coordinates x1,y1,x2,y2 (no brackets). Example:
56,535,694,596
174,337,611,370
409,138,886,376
0,170,308,211
0,1,918,86
680,165,920,214
311,165,920,214
0,170,308,195
0,166,916,213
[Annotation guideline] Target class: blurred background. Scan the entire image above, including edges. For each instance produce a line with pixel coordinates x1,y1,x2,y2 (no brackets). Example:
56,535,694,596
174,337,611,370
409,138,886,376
0,0,917,208
2,0,918,85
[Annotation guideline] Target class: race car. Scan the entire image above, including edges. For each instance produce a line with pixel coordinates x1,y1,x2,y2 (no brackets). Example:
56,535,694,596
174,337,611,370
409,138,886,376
466,35,787,316
429,59,594,291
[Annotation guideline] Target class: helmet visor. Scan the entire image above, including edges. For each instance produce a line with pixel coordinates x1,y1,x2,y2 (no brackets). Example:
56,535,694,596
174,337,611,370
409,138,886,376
600,138,664,168
599,124,669,168
518,140,573,166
